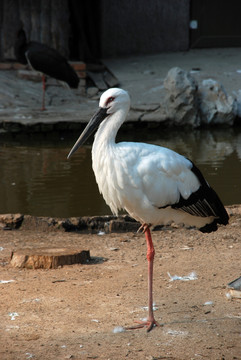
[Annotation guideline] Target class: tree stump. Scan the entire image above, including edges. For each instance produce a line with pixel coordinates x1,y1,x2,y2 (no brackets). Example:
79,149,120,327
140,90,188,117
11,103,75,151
10,248,90,269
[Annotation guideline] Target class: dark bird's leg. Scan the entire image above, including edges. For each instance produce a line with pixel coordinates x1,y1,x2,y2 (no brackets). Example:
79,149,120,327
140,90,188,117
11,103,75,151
126,225,159,332
41,74,46,111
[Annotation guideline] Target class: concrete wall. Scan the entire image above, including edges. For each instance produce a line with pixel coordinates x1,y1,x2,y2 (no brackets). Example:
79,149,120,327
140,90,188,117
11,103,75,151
100,0,190,57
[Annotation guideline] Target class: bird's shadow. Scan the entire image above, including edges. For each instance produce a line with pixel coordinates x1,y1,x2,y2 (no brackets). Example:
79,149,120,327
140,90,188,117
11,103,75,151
86,256,108,265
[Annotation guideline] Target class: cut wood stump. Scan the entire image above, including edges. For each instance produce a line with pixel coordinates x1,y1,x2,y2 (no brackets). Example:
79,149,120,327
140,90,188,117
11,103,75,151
10,248,90,269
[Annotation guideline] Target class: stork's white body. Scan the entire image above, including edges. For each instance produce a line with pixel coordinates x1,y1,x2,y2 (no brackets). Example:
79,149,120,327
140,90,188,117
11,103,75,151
92,94,214,229
68,88,228,332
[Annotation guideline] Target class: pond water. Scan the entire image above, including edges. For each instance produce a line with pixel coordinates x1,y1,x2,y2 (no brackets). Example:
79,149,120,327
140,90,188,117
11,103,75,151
0,127,241,218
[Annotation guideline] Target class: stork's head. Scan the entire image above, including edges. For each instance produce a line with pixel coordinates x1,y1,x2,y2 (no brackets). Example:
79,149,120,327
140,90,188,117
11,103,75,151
67,88,130,158
99,88,130,115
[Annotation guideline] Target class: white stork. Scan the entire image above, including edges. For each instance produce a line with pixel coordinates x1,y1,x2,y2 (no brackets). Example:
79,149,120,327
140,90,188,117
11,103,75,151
68,88,229,332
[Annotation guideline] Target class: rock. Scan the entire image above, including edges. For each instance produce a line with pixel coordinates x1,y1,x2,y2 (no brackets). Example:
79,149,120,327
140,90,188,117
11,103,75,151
0,213,24,229
227,204,241,216
141,106,168,122
61,217,88,231
105,219,139,233
163,67,200,127
198,79,237,125
161,67,237,127
86,86,99,97
131,104,160,112
20,215,59,231
232,90,241,122
126,109,143,122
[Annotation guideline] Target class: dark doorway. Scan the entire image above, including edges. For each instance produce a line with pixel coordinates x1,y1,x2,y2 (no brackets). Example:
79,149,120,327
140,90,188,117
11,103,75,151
68,0,101,62
190,0,241,48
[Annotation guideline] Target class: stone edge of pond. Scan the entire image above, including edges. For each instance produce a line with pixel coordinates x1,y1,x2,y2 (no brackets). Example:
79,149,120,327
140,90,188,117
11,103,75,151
0,213,138,233
0,205,240,233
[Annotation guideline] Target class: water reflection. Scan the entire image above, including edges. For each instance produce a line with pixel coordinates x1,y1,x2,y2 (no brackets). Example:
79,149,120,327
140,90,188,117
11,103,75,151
0,127,240,217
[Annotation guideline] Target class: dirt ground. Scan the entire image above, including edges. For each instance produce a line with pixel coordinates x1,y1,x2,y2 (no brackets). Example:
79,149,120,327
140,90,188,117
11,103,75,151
0,209,240,360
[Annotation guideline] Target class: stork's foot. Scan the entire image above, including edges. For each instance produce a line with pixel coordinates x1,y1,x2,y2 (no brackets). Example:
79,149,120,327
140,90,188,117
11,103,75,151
137,223,151,234
125,317,160,332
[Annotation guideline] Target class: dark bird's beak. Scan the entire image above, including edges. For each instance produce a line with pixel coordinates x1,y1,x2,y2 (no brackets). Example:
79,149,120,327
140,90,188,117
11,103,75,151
67,107,108,159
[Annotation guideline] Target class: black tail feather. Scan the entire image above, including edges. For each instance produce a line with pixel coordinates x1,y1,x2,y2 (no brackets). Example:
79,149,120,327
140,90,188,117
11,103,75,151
199,220,218,233
171,162,229,233
191,163,229,226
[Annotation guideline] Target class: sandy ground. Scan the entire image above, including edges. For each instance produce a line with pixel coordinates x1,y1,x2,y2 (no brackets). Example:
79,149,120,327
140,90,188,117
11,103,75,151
0,210,241,360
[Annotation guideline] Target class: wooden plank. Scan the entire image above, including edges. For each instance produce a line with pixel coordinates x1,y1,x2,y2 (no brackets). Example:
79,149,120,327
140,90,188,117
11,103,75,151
103,70,119,88
87,71,107,90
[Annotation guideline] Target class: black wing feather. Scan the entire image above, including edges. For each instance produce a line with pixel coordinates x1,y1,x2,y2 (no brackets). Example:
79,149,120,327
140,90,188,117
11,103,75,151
15,29,79,88
25,42,79,88
171,162,229,233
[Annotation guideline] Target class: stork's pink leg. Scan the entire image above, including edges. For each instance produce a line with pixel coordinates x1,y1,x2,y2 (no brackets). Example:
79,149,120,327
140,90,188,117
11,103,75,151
41,74,46,111
126,226,159,332
145,227,159,330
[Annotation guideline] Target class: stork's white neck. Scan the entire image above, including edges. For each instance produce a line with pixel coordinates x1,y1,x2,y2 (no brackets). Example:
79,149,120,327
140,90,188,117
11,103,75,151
91,98,130,216
91,107,128,214
93,108,127,150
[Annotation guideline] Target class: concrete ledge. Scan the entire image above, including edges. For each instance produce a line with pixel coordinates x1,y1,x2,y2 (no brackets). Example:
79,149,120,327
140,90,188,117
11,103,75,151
0,205,238,233
0,61,86,71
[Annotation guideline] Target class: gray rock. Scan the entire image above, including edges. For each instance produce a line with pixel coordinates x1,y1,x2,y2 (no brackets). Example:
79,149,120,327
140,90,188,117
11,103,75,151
131,104,160,112
141,106,168,122
198,79,237,125
126,109,143,122
163,67,200,127
86,86,99,97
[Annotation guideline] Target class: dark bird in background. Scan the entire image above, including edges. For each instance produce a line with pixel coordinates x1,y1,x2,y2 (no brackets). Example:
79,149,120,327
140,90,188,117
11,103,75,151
14,29,79,110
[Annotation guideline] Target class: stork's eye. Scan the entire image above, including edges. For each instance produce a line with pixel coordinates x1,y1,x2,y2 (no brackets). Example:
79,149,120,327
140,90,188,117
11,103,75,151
106,96,115,106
